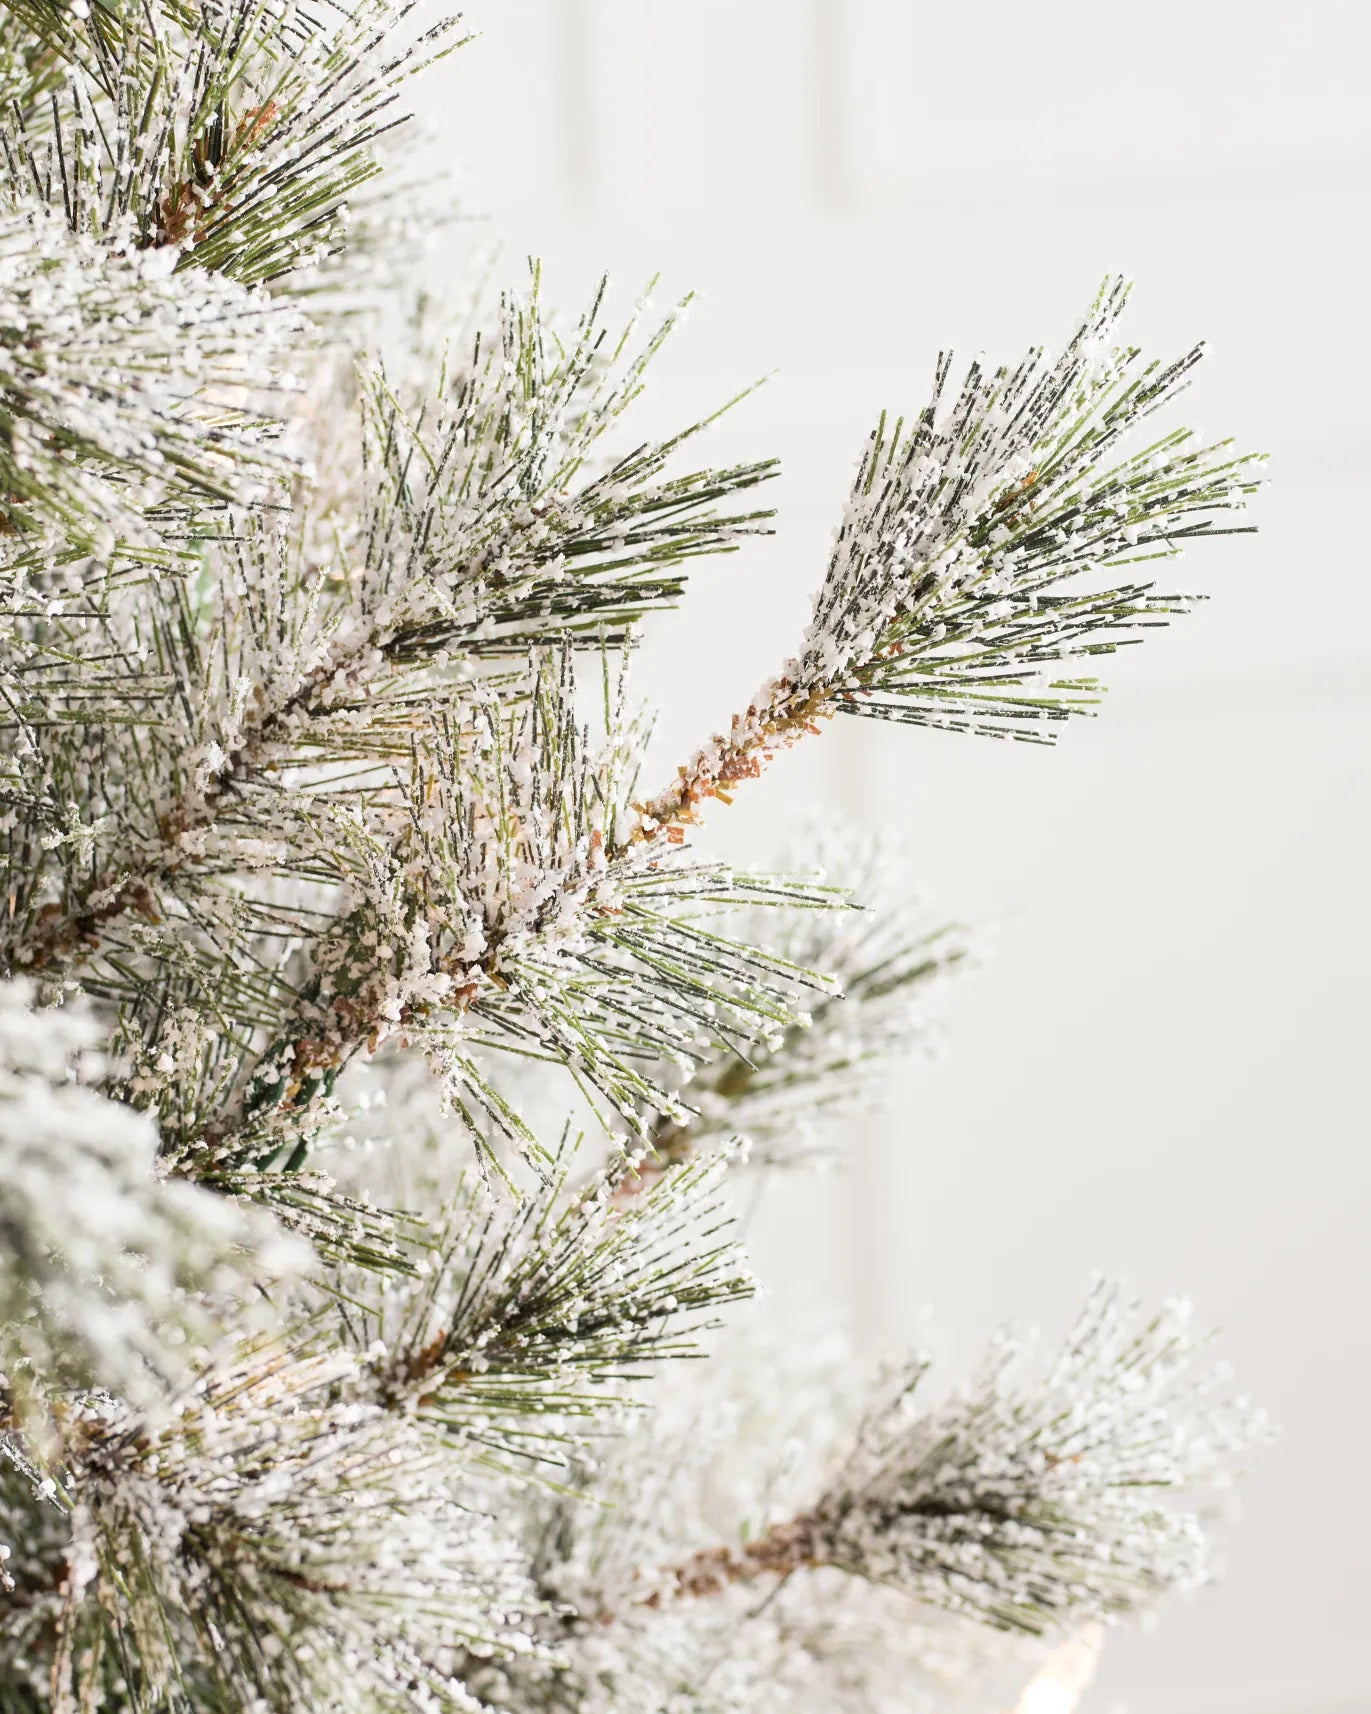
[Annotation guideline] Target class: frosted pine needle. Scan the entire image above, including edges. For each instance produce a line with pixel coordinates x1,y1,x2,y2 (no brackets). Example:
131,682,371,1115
215,651,843,1176
0,200,303,544
484,1295,1255,1714
353,1136,754,1465
360,271,778,661
642,279,1264,835
0,979,306,1429
623,831,969,1183
10,1344,542,1712
1,1,470,290
0,1,1270,1702
629,1284,1265,1638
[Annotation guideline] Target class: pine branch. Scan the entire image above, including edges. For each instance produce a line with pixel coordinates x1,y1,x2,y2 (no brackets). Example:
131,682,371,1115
610,1285,1263,1638
182,281,1255,1204
0,7,1271,1685
1,1341,544,1712
353,1136,754,1468
358,272,777,660
0,978,307,1433
471,1288,1259,1714
179,651,841,1183
636,280,1263,837
611,833,968,1196
0,0,469,291
1,276,775,1004
0,196,304,546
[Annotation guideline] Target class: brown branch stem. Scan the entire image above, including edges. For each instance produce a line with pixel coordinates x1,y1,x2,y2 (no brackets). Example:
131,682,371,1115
617,1515,823,1616
631,678,835,843
187,665,837,1167
5,643,360,978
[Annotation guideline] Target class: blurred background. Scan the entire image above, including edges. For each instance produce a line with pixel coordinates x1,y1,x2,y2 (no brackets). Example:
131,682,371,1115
415,6,1370,1710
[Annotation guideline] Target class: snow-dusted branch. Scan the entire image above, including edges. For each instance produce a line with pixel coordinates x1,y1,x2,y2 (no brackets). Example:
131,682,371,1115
1,281,775,1006
182,652,840,1183
357,1138,754,1466
583,1286,1263,1637
1,0,467,290
639,281,1263,837
609,833,969,1196
0,200,302,546
0,980,305,1430
0,2,1270,1702
3,1343,541,1711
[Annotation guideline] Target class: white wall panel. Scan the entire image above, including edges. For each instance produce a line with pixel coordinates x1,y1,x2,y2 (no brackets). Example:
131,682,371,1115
585,0,816,210
834,0,1370,204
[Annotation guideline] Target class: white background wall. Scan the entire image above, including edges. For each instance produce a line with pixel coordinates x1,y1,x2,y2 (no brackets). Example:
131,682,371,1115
416,7,1371,1711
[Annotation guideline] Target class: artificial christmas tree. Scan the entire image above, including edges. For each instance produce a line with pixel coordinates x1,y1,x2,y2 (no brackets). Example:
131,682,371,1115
0,7,1266,1711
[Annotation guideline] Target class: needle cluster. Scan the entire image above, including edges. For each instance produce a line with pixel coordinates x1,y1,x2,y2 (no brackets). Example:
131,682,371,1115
0,4,1268,1711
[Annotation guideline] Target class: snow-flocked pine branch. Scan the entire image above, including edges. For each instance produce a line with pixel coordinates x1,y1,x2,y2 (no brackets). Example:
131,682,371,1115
641,280,1264,836
353,1137,754,1468
0,4,1270,1709
177,649,842,1186
1,0,468,290
3,1343,543,1712
0,199,303,546
614,832,969,1192
0,979,305,1431
627,1284,1261,1636
471,1286,1265,1714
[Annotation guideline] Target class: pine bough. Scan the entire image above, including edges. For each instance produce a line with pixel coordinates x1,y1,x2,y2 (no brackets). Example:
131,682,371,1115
0,6,1267,1712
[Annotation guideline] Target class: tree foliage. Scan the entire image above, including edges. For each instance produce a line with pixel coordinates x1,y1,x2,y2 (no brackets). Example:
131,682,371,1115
0,4,1266,1711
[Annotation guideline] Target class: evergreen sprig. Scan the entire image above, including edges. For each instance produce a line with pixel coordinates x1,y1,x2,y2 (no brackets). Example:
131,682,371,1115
205,650,843,1180
0,198,302,544
4,1343,542,1713
357,1138,754,1467
482,1287,1263,1714
0,0,468,290
806,1284,1260,1633
360,272,778,663
640,280,1264,836
565,1286,1261,1637
0,0,1269,1703
0,979,305,1431
621,832,968,1185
